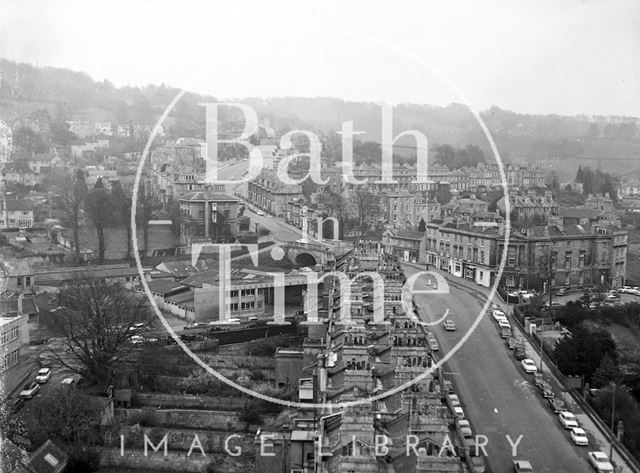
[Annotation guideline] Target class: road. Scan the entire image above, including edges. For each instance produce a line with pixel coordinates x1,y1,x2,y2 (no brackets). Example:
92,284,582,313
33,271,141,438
216,159,312,242
404,264,592,473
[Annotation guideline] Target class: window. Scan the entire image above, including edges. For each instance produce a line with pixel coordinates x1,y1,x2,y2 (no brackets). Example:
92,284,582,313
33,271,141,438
564,252,572,270
1,349,19,371
579,251,586,268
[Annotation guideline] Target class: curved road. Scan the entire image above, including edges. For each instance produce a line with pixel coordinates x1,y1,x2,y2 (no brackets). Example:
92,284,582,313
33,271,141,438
404,264,592,473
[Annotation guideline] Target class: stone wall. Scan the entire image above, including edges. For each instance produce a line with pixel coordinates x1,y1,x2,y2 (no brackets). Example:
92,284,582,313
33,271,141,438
116,408,246,431
135,392,250,411
100,448,252,473
198,354,276,370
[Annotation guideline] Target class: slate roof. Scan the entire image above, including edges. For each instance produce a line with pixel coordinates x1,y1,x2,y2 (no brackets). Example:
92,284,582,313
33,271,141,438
4,199,34,211
2,161,36,174
180,191,237,202
144,279,188,295
25,439,68,473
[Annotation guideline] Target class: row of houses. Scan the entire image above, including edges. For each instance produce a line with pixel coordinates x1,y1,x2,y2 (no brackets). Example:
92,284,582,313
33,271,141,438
382,219,628,291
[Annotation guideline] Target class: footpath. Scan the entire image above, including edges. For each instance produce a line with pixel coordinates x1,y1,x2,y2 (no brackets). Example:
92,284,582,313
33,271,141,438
401,261,638,473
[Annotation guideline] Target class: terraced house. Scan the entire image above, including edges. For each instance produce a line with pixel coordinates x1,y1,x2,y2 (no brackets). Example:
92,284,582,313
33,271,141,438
424,219,628,291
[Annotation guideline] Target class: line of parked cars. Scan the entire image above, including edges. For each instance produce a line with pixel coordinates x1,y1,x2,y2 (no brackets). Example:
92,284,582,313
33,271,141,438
519,350,617,473
492,301,616,473
618,285,640,296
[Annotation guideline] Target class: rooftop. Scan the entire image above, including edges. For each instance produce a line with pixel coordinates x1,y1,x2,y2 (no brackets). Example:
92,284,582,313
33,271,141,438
179,191,238,203
3,199,35,211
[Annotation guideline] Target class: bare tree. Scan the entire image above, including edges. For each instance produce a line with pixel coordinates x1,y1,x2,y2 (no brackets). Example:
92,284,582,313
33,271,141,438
85,178,111,264
58,169,88,265
137,180,156,257
43,276,149,384
349,187,380,235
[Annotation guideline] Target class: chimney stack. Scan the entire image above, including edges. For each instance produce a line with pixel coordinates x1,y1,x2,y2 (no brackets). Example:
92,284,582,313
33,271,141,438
204,195,210,239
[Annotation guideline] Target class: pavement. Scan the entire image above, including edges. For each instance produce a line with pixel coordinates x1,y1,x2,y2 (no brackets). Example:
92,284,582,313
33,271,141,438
402,262,612,473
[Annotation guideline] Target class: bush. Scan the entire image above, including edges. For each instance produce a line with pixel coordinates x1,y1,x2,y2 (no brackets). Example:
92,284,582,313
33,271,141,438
257,225,271,236
66,447,101,473
239,404,263,426
138,410,157,427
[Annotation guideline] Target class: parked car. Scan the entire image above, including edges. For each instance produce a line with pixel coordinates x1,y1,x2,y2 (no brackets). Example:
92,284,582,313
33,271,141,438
61,376,80,386
35,367,51,383
569,427,589,446
513,460,534,472
549,397,568,413
428,339,439,351
555,287,567,296
498,319,511,330
453,406,465,418
587,451,614,472
20,382,40,399
12,397,25,412
521,359,538,374
457,419,473,438
447,394,461,407
444,320,456,331
559,411,579,429
537,381,555,398
492,309,506,320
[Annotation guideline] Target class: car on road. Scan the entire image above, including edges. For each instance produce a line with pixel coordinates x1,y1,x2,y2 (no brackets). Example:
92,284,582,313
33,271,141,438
587,451,614,472
444,320,456,331
35,367,51,383
20,381,40,399
558,411,579,429
513,459,533,472
521,359,538,374
457,419,473,438
555,287,567,296
254,208,265,216
130,335,144,344
569,427,589,446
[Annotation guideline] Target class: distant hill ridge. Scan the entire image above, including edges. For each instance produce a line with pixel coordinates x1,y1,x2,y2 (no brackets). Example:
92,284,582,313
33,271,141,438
0,57,639,177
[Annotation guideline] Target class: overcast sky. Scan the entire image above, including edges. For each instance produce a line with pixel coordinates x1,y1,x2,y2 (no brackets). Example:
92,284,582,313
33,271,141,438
0,0,638,117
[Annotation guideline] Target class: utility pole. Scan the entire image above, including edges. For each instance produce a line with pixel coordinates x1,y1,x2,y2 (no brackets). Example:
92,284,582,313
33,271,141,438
609,381,616,460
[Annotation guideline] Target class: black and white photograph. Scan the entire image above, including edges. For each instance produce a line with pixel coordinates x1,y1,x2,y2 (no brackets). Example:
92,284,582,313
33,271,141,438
0,1,639,472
